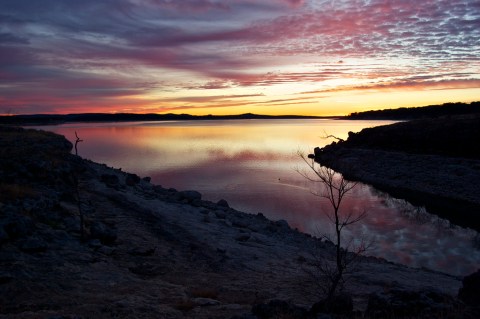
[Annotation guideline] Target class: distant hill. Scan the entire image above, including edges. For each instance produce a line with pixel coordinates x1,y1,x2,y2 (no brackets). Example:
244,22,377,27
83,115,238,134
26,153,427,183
347,101,480,120
0,112,325,125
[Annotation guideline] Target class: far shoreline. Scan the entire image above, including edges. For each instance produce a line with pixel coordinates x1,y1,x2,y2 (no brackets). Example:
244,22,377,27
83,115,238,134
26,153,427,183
0,112,337,126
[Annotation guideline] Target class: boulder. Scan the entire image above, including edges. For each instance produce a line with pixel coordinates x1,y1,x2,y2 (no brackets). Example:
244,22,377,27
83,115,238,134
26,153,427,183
235,233,251,242
275,219,290,230
214,210,226,219
203,211,216,223
3,214,35,239
88,239,102,248
310,294,353,316
217,199,229,208
129,262,165,277
19,236,47,253
366,288,456,317
125,173,141,186
252,300,308,319
100,174,119,187
192,297,221,307
128,246,156,256
459,269,480,306
179,190,202,202
90,221,117,245
0,227,9,245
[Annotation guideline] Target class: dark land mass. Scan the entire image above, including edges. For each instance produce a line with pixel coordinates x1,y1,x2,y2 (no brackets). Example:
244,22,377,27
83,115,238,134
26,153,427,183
2,125,479,318
346,101,480,120
314,113,480,231
0,113,326,126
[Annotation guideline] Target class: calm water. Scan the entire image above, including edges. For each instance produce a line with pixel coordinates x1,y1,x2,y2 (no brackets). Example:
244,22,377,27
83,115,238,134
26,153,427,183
36,119,480,276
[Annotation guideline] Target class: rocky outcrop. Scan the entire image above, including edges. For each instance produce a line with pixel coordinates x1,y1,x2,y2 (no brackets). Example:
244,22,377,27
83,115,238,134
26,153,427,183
458,269,480,318
313,115,480,231
366,288,458,318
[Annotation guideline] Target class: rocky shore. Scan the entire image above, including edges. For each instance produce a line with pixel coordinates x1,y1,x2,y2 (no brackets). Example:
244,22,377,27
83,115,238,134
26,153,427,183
314,114,480,231
1,126,478,318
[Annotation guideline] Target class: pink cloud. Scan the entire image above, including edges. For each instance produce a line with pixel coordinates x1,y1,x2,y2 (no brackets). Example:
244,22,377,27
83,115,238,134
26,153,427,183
302,78,480,95
1,0,479,114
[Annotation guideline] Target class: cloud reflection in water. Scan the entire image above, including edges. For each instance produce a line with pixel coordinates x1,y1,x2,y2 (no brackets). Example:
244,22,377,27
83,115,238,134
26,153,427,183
39,119,480,276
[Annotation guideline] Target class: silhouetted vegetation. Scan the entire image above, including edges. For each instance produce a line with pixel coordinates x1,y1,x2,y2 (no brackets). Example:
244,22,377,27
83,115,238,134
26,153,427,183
347,101,480,120
297,151,368,303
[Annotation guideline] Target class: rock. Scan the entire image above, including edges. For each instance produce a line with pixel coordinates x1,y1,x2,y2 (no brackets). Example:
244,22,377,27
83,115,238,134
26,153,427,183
180,190,202,202
459,269,480,306
125,173,141,186
0,271,13,284
100,174,119,187
230,314,257,319
88,239,102,248
98,246,116,255
90,221,117,245
310,294,353,316
0,227,9,245
203,211,216,223
232,217,249,228
152,185,166,193
235,233,251,242
192,297,221,306
366,288,456,317
256,213,267,220
275,219,290,230
252,300,308,319
63,216,81,233
128,246,156,256
217,199,229,208
19,236,47,253
3,214,35,239
129,263,165,277
214,210,226,219
142,176,151,183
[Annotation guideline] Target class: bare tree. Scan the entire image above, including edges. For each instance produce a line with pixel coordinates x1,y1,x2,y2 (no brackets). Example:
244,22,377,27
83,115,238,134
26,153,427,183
297,151,369,300
73,131,85,239
321,130,345,142
74,131,83,156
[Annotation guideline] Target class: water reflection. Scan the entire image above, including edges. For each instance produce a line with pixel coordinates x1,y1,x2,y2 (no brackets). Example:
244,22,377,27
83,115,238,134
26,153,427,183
35,119,480,276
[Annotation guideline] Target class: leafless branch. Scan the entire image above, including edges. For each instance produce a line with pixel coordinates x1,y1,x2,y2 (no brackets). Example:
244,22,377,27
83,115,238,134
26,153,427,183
297,149,370,300
74,131,83,156
321,129,345,142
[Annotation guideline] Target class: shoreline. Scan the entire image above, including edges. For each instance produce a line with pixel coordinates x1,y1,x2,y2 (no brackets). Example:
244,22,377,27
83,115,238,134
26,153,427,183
314,147,480,231
0,126,476,318
314,114,480,232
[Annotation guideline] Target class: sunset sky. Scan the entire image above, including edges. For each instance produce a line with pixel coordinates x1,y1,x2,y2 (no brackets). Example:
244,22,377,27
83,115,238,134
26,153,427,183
1,0,479,116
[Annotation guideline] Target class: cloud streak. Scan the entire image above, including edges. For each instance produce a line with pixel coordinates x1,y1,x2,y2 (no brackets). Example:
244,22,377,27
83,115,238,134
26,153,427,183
0,0,479,114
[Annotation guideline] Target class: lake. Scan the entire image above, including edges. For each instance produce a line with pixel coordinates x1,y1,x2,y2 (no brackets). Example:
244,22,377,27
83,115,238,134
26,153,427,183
35,119,480,276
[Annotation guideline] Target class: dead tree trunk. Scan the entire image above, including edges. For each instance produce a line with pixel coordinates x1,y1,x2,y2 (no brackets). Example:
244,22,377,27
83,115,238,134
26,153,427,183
74,131,83,156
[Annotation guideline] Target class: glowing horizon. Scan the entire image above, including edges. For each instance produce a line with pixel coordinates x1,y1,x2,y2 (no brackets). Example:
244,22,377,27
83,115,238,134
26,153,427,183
1,0,479,116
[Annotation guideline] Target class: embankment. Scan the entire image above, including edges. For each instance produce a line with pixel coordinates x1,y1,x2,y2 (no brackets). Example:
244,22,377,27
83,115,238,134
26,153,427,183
314,114,480,231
